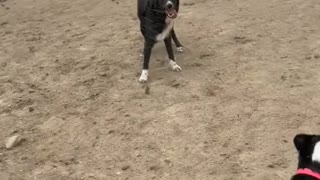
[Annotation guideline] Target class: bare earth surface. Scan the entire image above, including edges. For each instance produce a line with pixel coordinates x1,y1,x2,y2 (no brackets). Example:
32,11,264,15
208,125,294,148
1,0,320,179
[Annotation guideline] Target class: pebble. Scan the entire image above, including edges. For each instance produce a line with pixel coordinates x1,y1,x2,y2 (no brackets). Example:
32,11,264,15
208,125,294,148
145,85,150,95
5,135,22,149
98,72,107,77
121,165,130,171
87,174,95,178
29,107,34,112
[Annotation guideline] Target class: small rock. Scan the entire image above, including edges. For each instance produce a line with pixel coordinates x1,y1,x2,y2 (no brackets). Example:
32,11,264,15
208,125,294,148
168,80,181,88
0,22,8,26
98,72,107,77
145,85,150,95
314,54,320,59
5,135,23,149
11,129,18,134
199,53,213,59
88,174,95,178
28,107,34,112
267,164,275,168
121,165,130,171
172,82,180,88
149,166,160,171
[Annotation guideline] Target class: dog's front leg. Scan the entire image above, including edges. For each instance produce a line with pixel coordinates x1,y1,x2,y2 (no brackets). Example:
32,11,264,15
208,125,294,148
164,36,182,72
171,28,184,53
139,39,155,83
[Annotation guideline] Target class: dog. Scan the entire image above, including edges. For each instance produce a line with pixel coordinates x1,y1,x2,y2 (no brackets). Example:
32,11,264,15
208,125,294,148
137,0,184,83
292,134,320,180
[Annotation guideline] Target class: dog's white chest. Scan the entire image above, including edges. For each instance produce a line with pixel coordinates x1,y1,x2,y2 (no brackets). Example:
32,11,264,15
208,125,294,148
156,17,174,42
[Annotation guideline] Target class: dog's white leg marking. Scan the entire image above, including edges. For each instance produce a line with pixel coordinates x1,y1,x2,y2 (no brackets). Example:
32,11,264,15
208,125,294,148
156,18,174,42
169,60,182,71
176,46,184,52
139,70,149,83
312,142,320,163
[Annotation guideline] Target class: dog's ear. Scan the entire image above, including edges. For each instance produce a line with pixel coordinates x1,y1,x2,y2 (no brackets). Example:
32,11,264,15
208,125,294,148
294,134,312,151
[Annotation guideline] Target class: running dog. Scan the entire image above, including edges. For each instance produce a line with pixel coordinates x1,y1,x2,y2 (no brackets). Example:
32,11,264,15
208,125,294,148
137,0,184,83
291,134,320,180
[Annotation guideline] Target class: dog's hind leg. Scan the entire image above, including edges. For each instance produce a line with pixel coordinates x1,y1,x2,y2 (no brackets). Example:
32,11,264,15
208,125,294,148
164,36,182,71
171,28,184,53
139,38,155,83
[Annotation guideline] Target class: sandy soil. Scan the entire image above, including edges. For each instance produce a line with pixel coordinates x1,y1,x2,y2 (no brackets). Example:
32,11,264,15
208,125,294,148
1,0,320,179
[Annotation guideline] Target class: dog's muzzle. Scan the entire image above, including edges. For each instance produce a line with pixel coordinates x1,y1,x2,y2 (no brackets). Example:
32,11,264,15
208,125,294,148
165,1,177,19
166,1,173,9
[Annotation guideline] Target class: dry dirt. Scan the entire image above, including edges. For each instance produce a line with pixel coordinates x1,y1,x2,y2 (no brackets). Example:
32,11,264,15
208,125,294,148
1,0,320,179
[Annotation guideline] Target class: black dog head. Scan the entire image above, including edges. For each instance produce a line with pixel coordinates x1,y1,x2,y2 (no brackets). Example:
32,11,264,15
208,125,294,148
158,0,179,18
156,0,177,9
294,134,320,167
292,134,320,179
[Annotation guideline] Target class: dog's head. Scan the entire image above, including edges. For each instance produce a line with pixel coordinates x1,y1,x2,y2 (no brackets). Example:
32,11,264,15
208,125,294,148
292,134,320,179
158,0,179,19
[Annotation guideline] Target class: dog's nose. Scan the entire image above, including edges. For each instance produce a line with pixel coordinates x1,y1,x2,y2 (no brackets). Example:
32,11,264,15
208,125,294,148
166,2,173,9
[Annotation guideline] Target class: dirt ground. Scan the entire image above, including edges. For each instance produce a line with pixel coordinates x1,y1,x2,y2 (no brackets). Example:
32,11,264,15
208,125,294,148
1,0,320,179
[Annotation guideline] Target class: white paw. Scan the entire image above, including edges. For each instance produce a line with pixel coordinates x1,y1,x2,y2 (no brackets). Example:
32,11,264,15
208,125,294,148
177,47,184,53
169,60,182,71
139,70,148,83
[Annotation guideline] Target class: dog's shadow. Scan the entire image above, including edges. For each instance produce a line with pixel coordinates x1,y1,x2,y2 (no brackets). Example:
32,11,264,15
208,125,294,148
148,42,187,63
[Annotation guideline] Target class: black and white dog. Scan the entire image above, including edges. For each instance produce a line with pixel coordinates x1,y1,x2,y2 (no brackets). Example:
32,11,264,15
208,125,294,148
292,134,320,180
137,0,184,83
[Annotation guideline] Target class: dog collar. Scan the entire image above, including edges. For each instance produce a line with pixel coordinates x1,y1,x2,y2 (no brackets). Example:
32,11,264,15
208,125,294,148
297,168,320,179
